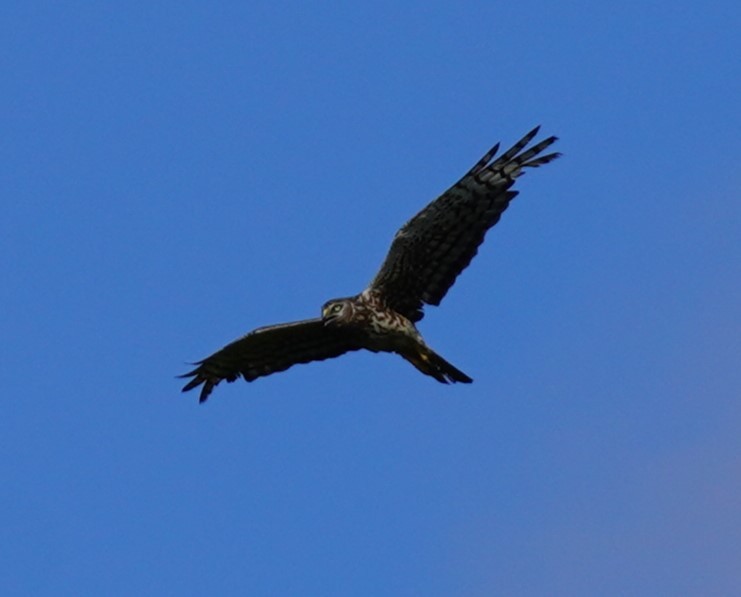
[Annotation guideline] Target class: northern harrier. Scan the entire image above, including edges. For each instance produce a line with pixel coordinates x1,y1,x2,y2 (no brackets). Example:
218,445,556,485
181,127,560,401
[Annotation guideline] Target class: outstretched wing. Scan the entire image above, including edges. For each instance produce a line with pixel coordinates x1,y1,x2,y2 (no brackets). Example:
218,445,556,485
179,319,362,402
368,126,560,322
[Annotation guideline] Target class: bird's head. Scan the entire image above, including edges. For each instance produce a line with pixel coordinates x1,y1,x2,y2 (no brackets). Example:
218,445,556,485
321,298,353,326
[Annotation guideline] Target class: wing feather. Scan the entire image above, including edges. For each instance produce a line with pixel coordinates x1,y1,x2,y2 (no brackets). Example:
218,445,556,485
179,319,362,402
368,127,560,321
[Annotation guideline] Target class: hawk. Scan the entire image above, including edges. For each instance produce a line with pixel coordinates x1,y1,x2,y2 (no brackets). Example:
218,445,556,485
181,127,560,402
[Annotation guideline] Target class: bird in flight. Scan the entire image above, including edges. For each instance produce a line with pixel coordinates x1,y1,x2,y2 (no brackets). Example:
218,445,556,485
181,127,560,402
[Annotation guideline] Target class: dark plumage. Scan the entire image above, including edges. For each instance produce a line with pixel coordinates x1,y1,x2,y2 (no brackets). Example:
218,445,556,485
180,127,560,402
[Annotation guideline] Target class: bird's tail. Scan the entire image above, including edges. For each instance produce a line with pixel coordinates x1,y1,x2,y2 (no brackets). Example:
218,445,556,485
402,346,473,384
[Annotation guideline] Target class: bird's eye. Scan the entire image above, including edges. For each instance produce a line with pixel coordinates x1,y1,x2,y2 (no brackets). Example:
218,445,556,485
332,304,343,313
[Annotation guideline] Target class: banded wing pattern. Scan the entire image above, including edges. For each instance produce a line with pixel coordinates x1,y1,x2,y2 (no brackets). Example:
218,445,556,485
369,126,560,322
180,319,362,402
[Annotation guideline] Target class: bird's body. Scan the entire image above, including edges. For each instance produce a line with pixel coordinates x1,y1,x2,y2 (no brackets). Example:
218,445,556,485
323,290,420,353
321,290,472,384
181,127,560,402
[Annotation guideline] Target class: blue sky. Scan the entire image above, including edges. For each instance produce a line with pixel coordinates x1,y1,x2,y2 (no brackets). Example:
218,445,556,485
2,1,739,595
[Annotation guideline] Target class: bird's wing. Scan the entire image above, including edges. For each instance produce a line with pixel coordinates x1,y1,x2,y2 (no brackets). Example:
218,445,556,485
368,126,560,322
179,318,362,402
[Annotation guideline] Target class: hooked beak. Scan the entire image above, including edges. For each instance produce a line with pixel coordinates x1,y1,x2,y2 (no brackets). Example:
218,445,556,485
322,307,336,326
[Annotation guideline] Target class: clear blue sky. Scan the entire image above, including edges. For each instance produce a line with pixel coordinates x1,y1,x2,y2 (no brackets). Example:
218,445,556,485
2,2,739,595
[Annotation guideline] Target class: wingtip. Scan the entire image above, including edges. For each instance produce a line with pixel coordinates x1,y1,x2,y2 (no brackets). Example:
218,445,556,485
178,363,215,402
199,387,212,403
539,151,563,164
179,375,214,403
180,377,201,393
521,126,541,145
